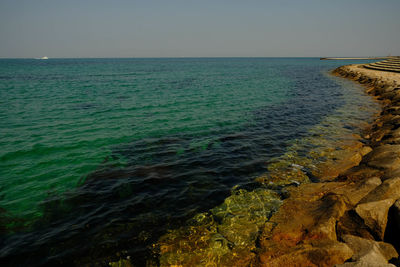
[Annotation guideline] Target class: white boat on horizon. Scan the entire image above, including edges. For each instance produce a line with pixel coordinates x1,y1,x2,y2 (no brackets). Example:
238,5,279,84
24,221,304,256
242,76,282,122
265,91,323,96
35,56,49,60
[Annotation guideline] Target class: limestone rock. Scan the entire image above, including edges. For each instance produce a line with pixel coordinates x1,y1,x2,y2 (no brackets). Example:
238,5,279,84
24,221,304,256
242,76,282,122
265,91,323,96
333,177,382,206
339,166,383,182
359,177,400,204
355,199,396,239
383,167,400,180
337,211,375,240
315,150,363,181
363,145,400,170
360,146,373,156
335,260,395,266
261,184,348,246
341,235,398,262
258,181,369,266
259,240,353,267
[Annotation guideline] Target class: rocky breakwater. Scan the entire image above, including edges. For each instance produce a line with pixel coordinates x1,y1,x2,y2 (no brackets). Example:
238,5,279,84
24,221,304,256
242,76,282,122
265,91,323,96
257,64,400,266
108,64,400,267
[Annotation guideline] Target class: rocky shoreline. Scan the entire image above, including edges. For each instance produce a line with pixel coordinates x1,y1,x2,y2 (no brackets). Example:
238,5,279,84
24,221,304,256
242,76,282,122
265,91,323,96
110,64,400,267
256,64,400,266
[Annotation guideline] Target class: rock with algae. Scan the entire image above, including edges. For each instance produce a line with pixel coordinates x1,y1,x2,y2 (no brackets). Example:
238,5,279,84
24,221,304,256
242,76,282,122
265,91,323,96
255,155,312,189
154,188,281,267
109,258,133,267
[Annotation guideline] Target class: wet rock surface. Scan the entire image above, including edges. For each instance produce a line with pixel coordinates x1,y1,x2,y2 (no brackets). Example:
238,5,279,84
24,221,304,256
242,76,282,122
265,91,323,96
155,188,281,266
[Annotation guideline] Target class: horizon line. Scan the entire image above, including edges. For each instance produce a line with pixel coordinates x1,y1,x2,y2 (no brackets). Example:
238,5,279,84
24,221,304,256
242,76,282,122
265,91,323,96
0,56,390,60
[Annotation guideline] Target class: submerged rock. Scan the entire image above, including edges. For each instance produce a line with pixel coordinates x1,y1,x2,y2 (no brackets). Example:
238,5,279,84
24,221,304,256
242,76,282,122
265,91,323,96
155,188,281,266
109,258,134,267
255,161,311,189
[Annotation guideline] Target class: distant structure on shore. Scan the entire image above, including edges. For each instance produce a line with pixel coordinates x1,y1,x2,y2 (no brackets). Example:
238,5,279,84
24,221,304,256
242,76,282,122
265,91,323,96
320,57,388,60
364,56,400,73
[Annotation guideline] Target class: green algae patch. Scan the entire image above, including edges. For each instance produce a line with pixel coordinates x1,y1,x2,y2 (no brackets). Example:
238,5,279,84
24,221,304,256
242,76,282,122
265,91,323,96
256,157,311,189
109,258,133,267
154,188,281,266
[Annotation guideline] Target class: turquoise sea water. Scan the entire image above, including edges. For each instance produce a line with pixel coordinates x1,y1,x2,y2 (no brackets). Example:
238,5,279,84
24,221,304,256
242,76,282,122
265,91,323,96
0,58,379,265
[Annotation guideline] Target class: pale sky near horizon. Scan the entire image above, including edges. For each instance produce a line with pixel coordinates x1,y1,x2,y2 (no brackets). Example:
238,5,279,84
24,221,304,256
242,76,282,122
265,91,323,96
0,0,399,58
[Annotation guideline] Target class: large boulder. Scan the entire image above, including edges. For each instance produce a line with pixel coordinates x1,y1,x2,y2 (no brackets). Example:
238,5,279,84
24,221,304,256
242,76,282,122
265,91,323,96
355,199,396,240
339,166,383,182
335,260,395,266
259,240,353,267
341,235,398,263
333,177,382,206
257,178,383,266
354,178,400,239
337,211,375,240
359,177,400,204
363,145,400,171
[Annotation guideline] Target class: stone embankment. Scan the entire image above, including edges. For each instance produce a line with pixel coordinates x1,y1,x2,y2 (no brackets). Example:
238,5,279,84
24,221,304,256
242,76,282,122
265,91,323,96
110,63,400,266
364,57,400,73
256,64,400,266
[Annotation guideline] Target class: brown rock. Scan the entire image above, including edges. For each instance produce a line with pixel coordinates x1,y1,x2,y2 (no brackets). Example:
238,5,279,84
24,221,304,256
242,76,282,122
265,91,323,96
335,259,395,266
388,128,400,138
259,240,353,267
262,185,347,243
383,167,400,180
383,115,400,126
337,211,375,240
316,151,363,181
257,180,382,267
359,177,400,204
380,91,398,101
355,199,396,240
370,127,393,144
341,235,398,262
333,177,382,206
363,145,400,170
360,146,373,156
339,166,383,182
382,106,400,116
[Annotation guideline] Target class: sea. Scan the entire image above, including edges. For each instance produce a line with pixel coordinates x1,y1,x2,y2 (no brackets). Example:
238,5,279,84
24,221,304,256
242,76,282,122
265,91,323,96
0,58,380,266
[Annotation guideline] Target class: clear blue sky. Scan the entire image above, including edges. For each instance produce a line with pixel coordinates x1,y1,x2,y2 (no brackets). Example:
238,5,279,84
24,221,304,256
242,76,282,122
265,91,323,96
1,0,399,58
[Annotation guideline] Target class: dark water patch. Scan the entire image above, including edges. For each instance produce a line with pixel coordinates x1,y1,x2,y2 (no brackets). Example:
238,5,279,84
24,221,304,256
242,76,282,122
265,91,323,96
73,103,98,110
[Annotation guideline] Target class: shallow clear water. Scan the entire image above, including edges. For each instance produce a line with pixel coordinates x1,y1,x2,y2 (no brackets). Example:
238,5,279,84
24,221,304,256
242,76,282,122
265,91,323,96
0,58,379,265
